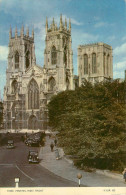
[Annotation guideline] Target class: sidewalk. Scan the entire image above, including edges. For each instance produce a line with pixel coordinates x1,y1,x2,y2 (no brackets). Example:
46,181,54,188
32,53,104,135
39,136,126,187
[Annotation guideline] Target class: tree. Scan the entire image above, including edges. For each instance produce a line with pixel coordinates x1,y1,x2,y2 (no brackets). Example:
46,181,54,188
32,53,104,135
48,80,126,171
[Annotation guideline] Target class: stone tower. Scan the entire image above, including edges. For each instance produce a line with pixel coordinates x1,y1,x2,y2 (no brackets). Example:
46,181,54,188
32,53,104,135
44,15,74,93
78,42,113,85
4,26,37,130
7,25,36,74
7,26,36,95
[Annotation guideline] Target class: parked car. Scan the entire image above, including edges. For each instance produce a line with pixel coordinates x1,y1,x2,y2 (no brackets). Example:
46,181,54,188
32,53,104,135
28,150,39,164
7,140,15,149
25,134,43,147
25,138,34,146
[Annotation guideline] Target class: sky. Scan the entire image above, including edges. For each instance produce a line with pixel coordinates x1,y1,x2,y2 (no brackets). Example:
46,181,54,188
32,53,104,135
0,0,126,98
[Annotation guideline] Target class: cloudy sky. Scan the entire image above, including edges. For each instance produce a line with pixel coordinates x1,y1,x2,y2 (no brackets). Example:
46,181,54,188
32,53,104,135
0,0,126,98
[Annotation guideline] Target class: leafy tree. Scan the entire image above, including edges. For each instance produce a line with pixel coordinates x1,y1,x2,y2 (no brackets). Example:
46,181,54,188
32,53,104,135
48,80,126,171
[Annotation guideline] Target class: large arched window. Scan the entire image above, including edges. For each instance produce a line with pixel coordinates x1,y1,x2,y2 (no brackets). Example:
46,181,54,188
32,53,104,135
107,54,109,75
15,51,19,69
28,79,39,109
51,46,57,65
26,51,30,69
92,53,97,74
48,77,56,91
11,80,18,94
84,54,88,75
64,46,67,67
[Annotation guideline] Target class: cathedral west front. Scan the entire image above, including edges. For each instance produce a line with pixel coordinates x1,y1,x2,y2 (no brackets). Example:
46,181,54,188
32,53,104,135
3,15,113,131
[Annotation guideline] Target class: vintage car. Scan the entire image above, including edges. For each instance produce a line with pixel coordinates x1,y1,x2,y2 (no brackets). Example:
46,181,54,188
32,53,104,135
7,140,15,149
28,151,39,163
25,134,42,147
25,138,34,146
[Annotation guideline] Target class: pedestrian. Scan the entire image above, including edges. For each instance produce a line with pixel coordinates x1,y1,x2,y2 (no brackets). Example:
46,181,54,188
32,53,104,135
122,168,126,183
50,142,54,152
54,138,57,146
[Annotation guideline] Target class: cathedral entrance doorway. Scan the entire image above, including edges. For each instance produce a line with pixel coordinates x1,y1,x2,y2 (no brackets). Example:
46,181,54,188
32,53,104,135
28,115,38,130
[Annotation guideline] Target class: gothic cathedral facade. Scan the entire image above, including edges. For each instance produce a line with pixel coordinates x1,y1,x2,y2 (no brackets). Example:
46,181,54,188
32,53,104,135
3,15,74,130
3,15,113,131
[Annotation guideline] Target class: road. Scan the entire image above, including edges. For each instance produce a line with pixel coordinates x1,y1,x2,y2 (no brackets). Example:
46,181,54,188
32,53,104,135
0,134,78,187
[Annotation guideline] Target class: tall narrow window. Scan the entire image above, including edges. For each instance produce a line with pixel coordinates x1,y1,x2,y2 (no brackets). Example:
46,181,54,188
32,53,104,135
48,77,56,91
28,79,39,109
92,53,97,74
11,80,18,94
64,46,67,67
84,54,88,74
107,54,109,75
26,51,30,69
51,46,57,65
103,53,106,75
15,51,19,69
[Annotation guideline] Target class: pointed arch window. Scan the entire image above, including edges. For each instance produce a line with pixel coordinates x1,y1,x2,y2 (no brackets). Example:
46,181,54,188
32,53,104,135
11,80,18,94
26,51,30,69
15,51,19,69
64,46,67,67
48,77,56,91
84,54,88,75
92,53,97,74
51,46,57,65
28,79,39,109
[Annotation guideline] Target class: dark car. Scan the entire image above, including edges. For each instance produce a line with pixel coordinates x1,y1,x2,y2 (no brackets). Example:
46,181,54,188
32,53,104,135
7,140,15,149
25,138,34,146
28,151,39,163
25,134,42,147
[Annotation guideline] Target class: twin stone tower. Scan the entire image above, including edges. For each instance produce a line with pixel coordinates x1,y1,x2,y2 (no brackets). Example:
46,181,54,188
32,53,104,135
3,15,113,131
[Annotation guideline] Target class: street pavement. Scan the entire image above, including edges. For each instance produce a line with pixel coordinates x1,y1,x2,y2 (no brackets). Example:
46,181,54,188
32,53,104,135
39,136,126,187
0,134,78,187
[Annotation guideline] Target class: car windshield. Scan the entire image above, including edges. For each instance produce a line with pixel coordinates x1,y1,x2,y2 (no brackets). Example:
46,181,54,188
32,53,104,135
29,151,38,155
8,140,14,144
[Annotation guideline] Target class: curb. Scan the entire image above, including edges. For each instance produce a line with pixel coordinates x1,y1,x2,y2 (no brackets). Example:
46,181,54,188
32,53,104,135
96,169,122,180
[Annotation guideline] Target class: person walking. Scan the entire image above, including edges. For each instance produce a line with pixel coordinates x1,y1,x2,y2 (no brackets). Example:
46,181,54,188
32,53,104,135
50,142,54,152
54,138,57,146
122,168,126,183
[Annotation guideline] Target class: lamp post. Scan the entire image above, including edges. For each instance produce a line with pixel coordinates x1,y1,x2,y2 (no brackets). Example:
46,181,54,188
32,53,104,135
15,177,20,188
15,109,17,133
15,106,18,133
77,173,82,187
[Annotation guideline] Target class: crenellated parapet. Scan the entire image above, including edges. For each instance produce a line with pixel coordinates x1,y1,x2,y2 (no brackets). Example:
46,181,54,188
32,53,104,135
45,14,71,34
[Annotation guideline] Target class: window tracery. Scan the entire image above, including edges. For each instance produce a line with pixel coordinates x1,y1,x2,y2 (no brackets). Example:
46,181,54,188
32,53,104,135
48,77,56,91
84,54,88,74
15,51,19,69
28,79,39,109
51,46,57,65
92,53,97,74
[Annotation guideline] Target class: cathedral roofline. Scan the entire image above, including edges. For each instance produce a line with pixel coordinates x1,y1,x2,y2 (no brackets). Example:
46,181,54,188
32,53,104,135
46,15,71,35
78,42,112,49
9,26,34,41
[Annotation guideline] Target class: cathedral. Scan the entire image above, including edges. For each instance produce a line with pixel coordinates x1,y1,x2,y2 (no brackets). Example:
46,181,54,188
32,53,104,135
3,15,113,131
